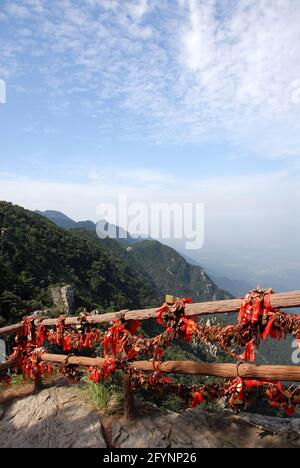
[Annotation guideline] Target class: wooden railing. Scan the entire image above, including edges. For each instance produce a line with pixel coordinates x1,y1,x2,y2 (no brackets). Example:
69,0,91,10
1,289,300,336
1,290,300,418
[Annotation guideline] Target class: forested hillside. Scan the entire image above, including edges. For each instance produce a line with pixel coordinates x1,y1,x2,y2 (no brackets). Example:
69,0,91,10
0,202,159,325
126,240,232,302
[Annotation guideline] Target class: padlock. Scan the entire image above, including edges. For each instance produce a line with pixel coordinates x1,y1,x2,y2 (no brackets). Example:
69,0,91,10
165,294,175,305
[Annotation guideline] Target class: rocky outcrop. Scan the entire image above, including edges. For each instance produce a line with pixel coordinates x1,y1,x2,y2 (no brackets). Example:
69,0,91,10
111,409,300,449
0,387,106,448
0,385,299,448
51,285,74,314
0,227,13,241
0,339,6,363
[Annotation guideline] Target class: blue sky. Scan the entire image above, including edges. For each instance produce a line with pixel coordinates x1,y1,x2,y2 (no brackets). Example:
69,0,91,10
1,0,299,183
1,0,300,287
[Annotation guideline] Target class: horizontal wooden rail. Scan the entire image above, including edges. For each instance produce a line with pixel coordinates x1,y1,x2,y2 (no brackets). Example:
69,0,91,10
0,360,16,372
0,323,22,335
3,354,299,382
0,290,300,337
39,354,300,382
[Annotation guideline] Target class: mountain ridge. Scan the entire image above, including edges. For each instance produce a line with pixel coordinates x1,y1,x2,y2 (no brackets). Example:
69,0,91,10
0,202,159,324
36,210,148,244
126,240,232,303
37,209,232,303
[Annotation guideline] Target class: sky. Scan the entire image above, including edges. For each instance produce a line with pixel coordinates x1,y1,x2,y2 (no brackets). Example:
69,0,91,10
1,0,300,288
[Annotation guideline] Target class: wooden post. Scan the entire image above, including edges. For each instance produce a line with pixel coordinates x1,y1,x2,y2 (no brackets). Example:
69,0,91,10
33,373,43,394
123,372,136,420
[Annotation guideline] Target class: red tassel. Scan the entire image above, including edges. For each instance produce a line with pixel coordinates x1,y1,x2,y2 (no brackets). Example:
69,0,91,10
192,391,204,407
128,320,141,335
239,339,255,362
262,317,275,342
89,368,100,383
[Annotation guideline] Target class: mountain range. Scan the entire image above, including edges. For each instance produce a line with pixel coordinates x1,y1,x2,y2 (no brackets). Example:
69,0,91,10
35,210,147,244
0,203,231,325
36,209,232,300
37,210,245,297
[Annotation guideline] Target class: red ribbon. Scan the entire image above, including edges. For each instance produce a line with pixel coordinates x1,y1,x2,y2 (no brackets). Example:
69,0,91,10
180,317,197,343
192,391,204,407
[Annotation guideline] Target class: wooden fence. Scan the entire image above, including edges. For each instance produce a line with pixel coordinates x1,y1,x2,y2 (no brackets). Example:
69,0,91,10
0,290,300,418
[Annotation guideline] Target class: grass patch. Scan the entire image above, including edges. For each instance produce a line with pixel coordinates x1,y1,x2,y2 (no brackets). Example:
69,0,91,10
8,373,27,387
82,379,123,415
0,372,29,392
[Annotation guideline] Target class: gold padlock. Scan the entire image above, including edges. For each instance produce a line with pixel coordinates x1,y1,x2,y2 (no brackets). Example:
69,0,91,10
283,390,292,399
165,295,175,305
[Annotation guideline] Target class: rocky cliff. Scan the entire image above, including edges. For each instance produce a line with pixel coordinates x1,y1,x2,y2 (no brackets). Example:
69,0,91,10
0,383,299,448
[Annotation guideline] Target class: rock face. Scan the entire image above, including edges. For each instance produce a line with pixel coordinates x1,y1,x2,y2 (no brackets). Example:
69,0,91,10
0,339,6,363
0,227,13,241
0,387,106,448
0,385,299,448
111,409,300,449
51,285,74,314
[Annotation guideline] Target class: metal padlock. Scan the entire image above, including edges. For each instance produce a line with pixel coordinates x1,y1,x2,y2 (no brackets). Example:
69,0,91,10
165,295,175,305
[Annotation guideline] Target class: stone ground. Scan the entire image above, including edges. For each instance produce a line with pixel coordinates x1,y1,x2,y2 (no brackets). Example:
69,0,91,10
0,385,106,448
111,409,300,448
0,383,299,448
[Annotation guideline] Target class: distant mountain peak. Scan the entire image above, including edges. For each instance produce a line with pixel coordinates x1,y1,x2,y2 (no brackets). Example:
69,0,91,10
37,209,148,244
36,210,77,229
36,210,72,220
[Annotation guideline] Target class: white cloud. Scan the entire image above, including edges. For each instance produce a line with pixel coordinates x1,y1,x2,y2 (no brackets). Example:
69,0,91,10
1,0,300,157
87,167,178,186
6,3,30,18
183,0,216,72
0,167,298,220
177,0,300,155
128,0,151,21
